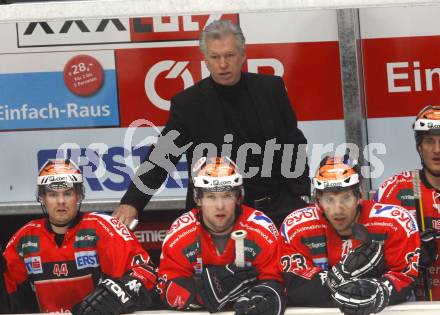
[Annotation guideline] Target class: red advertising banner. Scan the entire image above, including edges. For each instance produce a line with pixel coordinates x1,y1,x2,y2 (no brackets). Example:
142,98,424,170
363,35,440,118
115,41,343,126
133,221,171,250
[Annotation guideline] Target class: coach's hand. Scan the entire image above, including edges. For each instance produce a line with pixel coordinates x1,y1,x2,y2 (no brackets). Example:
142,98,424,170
112,204,138,226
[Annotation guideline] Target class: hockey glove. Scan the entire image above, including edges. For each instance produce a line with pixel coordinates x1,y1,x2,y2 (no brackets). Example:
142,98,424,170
419,228,440,269
234,281,286,315
331,278,391,315
72,272,152,315
327,240,384,291
161,277,201,310
346,224,385,279
195,264,258,313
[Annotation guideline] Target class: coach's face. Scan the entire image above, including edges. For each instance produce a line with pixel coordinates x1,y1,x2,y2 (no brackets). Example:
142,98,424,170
203,34,246,86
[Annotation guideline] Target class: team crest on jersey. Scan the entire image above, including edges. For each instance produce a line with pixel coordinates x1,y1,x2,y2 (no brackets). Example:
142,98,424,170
24,256,43,275
247,210,278,237
370,203,418,237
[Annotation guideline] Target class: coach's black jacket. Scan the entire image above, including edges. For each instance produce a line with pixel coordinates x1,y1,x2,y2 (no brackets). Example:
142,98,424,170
121,72,310,223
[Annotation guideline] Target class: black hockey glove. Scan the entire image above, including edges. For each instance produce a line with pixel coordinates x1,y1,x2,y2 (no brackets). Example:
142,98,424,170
234,281,286,315
195,264,258,313
72,273,151,315
419,228,440,269
331,278,391,315
327,225,384,291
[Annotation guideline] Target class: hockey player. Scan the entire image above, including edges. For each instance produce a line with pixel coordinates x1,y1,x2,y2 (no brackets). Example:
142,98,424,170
374,105,440,301
157,156,286,315
279,155,420,315
1,159,157,314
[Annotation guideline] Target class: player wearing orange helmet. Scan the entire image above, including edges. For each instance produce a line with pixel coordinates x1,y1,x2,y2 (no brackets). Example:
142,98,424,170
157,156,285,315
375,105,440,300
1,159,157,314
279,155,420,315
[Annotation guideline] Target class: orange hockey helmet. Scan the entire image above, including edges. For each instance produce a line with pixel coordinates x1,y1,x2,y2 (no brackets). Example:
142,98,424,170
313,155,359,192
37,159,84,199
192,156,244,199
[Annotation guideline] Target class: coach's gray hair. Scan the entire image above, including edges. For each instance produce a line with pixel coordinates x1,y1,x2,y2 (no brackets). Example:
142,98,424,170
199,20,245,56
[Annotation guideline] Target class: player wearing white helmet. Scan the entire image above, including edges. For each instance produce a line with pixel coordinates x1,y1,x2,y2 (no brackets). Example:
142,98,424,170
36,159,85,230
192,156,245,235
279,155,420,315
157,156,286,315
2,159,157,314
375,105,440,301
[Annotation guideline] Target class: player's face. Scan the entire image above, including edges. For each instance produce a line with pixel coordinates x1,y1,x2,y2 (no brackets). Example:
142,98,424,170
41,188,80,229
203,35,246,86
198,190,238,235
418,134,440,177
318,189,360,236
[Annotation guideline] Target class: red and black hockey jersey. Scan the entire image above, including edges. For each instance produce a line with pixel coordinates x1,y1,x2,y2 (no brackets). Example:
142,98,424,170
279,200,420,305
375,170,440,300
2,212,154,313
157,205,282,309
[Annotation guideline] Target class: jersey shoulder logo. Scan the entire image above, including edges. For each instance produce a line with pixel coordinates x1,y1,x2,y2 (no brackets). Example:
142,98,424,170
281,207,321,242
90,212,134,241
247,210,279,238
369,203,418,237
283,207,320,228
162,211,197,246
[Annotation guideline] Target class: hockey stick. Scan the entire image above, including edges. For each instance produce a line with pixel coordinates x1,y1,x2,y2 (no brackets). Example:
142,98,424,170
411,170,433,301
231,230,247,268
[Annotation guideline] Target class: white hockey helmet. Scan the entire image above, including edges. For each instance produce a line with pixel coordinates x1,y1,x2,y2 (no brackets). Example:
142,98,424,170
37,159,84,199
413,105,440,144
193,156,243,192
313,155,359,192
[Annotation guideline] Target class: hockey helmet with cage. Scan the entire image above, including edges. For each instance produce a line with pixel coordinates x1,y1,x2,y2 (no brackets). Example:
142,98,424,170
192,156,244,199
37,159,84,200
313,155,359,193
413,105,440,144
